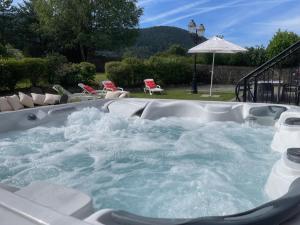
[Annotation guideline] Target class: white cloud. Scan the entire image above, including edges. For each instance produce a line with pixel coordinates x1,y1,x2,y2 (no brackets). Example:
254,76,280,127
138,0,174,7
138,0,157,6
248,4,300,42
204,0,300,43
256,16,300,32
138,0,300,46
159,0,245,25
218,0,288,32
141,0,209,24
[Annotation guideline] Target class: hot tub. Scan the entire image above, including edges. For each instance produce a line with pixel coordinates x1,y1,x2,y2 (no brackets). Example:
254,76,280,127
0,99,300,225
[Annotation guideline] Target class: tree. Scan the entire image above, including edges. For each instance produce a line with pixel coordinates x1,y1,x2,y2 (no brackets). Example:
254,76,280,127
0,0,12,11
226,45,267,67
0,0,13,43
267,30,300,59
165,44,187,56
33,0,143,61
0,43,7,56
245,45,268,66
8,0,45,56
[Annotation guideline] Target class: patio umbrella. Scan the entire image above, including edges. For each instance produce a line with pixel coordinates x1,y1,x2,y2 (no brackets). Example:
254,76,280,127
188,36,247,96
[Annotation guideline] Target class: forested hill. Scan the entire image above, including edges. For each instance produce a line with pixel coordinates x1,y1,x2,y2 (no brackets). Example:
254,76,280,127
124,26,205,58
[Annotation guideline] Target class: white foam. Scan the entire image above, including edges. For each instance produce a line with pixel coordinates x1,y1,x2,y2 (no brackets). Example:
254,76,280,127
0,107,279,218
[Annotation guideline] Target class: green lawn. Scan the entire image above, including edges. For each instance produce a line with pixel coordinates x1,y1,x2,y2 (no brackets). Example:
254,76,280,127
94,73,107,84
15,79,31,89
94,73,235,101
130,88,235,101
95,73,235,101
13,73,235,101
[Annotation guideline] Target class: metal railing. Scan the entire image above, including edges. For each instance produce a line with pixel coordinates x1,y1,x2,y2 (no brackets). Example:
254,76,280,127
236,40,300,105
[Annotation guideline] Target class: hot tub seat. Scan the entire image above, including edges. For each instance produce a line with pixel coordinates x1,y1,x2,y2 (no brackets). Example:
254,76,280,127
0,185,92,225
85,178,300,225
15,181,94,219
0,183,19,192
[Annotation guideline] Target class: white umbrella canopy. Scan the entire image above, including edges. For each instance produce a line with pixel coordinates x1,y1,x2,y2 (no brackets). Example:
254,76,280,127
188,36,248,96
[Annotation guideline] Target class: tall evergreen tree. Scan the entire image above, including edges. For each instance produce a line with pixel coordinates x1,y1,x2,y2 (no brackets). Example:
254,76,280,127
0,0,13,43
12,1,45,56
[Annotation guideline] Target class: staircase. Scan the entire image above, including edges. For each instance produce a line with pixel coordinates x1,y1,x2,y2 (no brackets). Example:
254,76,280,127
235,40,300,105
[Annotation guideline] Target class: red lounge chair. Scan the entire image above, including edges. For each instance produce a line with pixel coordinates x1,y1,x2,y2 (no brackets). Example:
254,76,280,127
102,81,123,92
144,79,164,95
78,83,105,97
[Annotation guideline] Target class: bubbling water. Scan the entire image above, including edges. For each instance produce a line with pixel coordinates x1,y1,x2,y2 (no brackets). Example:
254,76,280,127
0,107,279,218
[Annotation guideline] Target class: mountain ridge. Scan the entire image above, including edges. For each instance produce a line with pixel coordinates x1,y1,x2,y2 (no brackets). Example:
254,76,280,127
124,26,206,57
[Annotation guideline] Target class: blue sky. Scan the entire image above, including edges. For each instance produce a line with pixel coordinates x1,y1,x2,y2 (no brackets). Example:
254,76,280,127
138,0,300,47
13,0,300,47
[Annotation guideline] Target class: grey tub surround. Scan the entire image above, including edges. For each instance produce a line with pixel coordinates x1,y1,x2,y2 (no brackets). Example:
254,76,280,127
1,98,300,225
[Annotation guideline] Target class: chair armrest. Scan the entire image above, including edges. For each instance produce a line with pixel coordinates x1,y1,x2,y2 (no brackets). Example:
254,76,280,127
156,85,161,89
95,90,106,96
117,87,124,91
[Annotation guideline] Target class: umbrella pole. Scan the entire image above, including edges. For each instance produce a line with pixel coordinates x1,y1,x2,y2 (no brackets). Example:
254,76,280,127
210,52,215,97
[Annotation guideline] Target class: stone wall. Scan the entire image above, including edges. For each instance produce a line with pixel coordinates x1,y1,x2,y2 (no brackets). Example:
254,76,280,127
196,64,256,85
196,65,297,85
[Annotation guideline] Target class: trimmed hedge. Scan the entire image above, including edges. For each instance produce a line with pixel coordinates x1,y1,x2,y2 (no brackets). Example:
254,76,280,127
105,56,192,88
147,56,192,86
105,61,131,87
0,58,48,91
57,62,96,87
46,53,68,84
0,57,96,90
0,59,25,91
78,62,96,84
23,58,48,86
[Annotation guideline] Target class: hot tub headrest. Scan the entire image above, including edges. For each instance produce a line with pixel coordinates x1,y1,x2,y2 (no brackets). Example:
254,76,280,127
249,106,287,119
140,101,243,122
94,177,300,225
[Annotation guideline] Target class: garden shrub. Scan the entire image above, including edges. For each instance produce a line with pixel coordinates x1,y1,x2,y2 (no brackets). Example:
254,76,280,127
57,63,81,87
156,44,187,57
57,62,96,87
0,44,24,59
0,44,7,57
0,59,25,90
122,57,149,86
45,53,68,84
5,44,24,59
147,56,192,86
0,55,96,90
105,61,132,87
0,58,49,90
105,56,192,88
22,58,48,86
78,62,96,84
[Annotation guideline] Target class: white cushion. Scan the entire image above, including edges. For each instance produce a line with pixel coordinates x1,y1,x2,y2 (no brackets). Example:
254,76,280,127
105,91,122,99
43,93,61,105
6,95,24,111
19,92,34,108
0,97,13,112
119,91,129,98
31,93,45,106
151,88,164,92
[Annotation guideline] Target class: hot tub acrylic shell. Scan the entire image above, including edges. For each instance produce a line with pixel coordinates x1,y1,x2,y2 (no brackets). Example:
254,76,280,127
1,98,300,225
